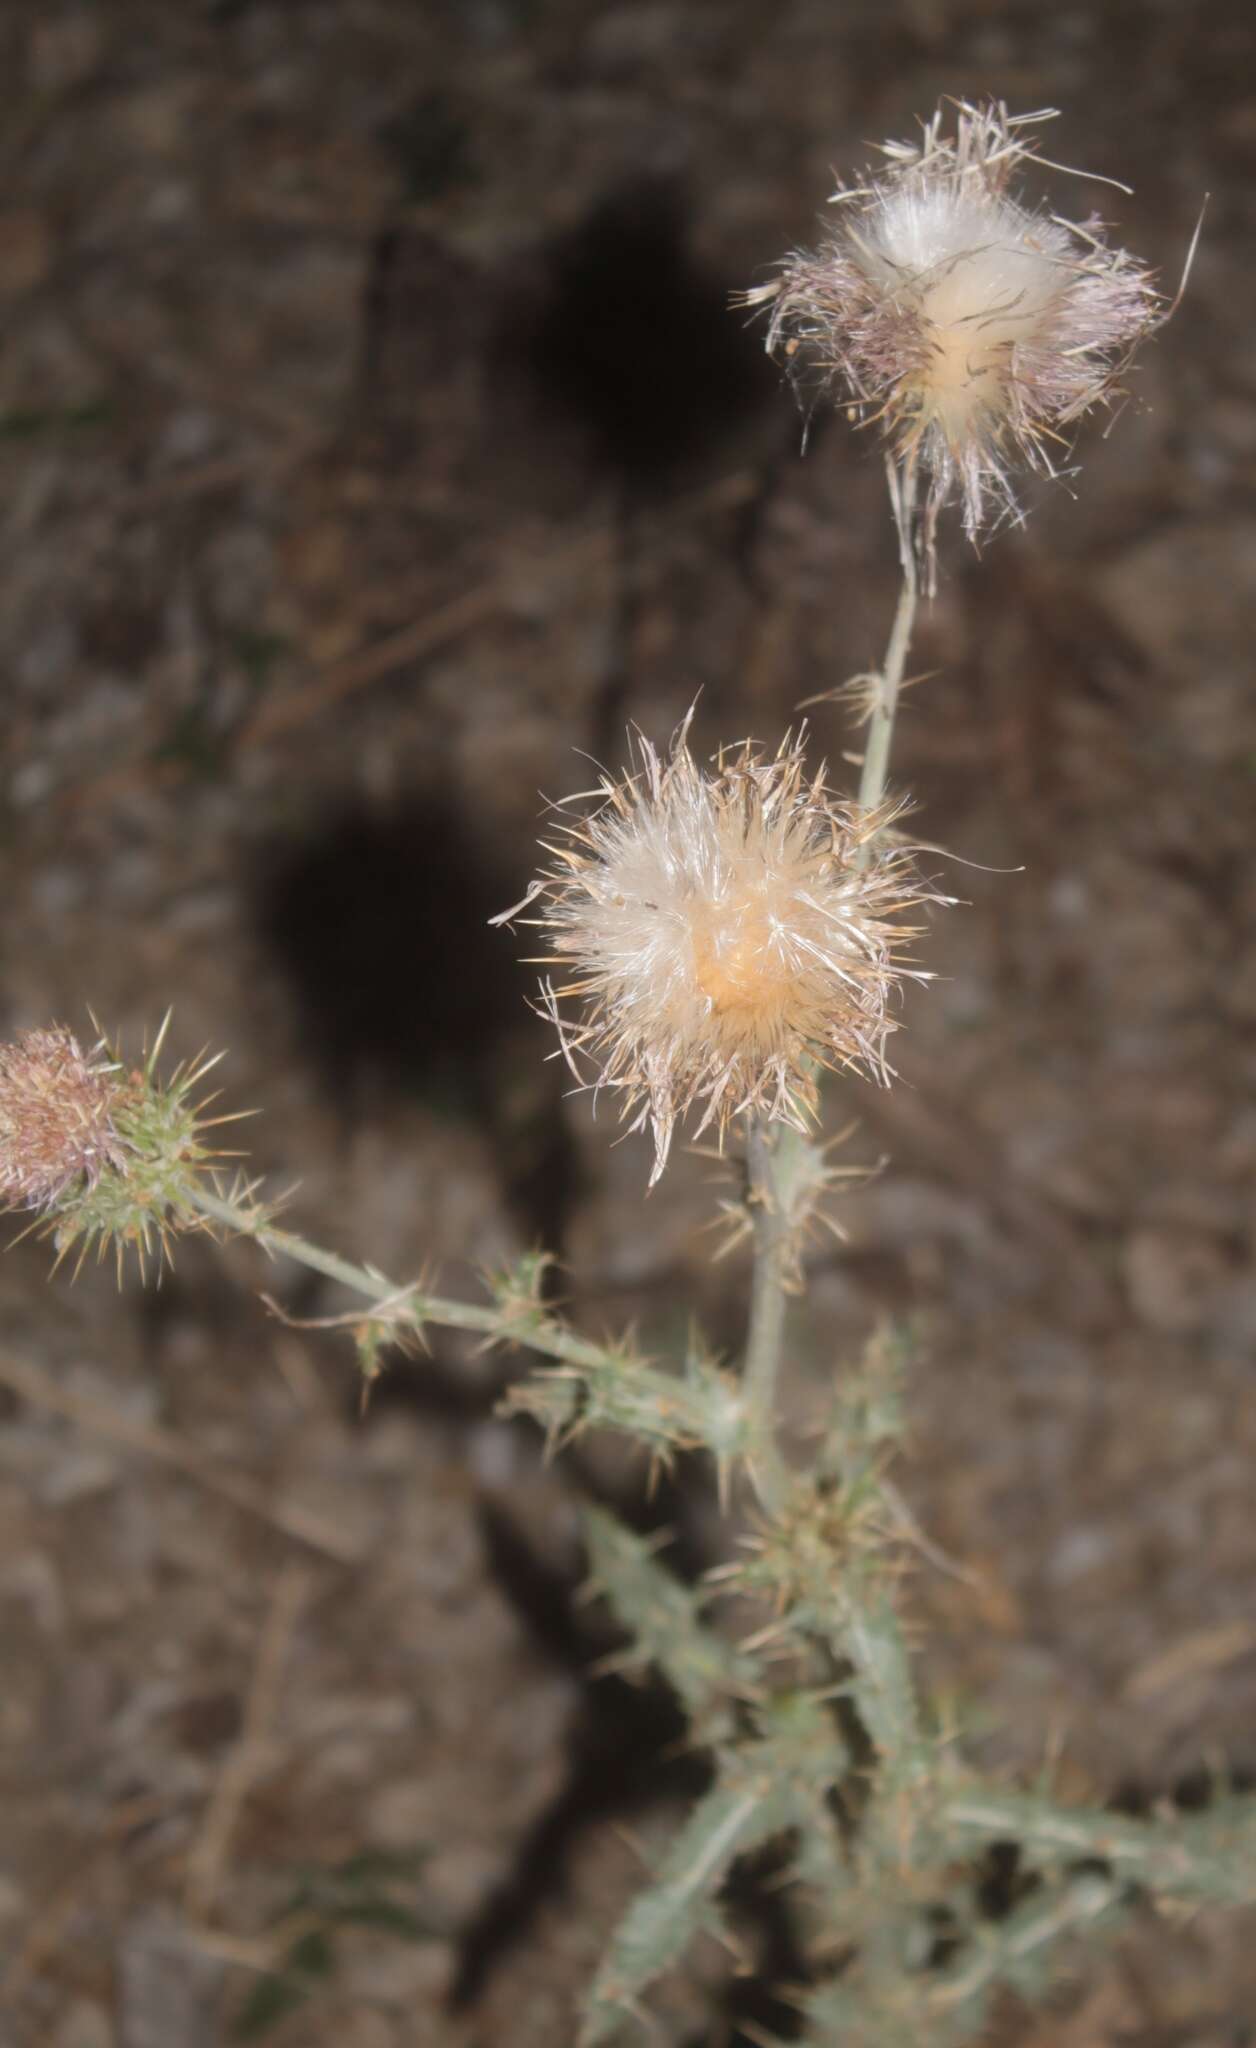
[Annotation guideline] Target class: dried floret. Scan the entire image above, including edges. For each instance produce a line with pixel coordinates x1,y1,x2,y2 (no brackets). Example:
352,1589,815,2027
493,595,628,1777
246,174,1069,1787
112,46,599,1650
0,1026,126,1211
749,101,1162,588
495,717,941,1182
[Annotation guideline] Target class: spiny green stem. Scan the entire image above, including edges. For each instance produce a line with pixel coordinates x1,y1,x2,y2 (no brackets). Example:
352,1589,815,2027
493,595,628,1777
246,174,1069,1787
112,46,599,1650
856,558,918,824
739,493,920,1508
187,1182,611,1374
930,1873,1121,2015
945,1789,1256,1906
580,1776,786,2048
742,1116,792,1511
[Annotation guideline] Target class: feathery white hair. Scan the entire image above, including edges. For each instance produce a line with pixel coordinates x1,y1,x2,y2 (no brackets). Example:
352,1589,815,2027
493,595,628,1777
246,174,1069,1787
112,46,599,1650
495,716,940,1182
750,101,1162,588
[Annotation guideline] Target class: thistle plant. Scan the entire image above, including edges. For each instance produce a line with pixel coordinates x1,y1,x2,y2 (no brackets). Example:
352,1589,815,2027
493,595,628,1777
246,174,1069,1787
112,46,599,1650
3,97,1248,2048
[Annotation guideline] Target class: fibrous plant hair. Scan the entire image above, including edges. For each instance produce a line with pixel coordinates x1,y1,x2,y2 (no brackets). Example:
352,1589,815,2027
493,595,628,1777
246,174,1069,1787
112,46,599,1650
747,99,1162,588
494,714,941,1182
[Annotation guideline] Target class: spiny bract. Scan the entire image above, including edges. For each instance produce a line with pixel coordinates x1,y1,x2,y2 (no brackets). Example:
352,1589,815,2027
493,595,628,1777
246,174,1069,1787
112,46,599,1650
495,718,939,1182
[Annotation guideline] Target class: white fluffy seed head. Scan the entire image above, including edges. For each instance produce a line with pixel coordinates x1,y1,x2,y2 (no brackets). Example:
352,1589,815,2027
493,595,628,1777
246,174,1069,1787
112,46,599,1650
496,718,940,1182
750,101,1162,589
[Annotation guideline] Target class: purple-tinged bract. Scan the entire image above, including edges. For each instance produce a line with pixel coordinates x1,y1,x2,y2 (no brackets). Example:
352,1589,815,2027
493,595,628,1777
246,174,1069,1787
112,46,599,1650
0,1027,126,1212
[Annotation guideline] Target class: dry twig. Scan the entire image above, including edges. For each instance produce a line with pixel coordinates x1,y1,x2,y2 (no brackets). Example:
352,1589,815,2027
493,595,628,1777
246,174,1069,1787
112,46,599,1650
183,1561,311,1922
0,1346,361,1564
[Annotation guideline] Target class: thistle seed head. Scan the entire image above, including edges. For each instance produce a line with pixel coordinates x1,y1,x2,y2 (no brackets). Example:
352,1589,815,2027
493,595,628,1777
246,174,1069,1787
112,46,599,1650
749,101,1162,589
0,1027,126,1210
495,718,940,1183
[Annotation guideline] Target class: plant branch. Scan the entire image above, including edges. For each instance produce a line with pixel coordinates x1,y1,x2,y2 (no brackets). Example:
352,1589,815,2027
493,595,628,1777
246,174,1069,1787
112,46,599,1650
742,1116,793,1511
945,1787,1256,1906
188,1179,750,1464
857,463,920,828
189,1182,611,1374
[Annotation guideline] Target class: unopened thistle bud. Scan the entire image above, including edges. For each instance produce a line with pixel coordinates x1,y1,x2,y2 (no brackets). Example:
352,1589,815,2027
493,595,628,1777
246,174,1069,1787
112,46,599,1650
495,719,940,1183
0,1027,126,1210
749,101,1162,587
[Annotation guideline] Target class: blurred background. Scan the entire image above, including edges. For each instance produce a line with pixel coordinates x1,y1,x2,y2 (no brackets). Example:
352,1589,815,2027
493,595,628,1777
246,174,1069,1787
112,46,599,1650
2,2,1255,2043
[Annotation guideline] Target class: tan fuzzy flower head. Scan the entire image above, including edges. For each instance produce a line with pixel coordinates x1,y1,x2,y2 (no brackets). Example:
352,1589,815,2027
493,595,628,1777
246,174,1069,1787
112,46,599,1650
495,718,940,1183
0,1026,126,1211
749,101,1162,588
